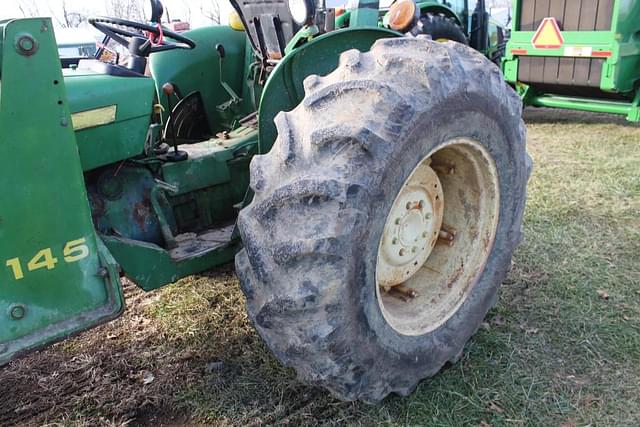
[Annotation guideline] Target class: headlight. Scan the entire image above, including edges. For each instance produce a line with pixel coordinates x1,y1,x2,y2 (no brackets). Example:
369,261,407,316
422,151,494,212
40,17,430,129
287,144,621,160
288,0,316,26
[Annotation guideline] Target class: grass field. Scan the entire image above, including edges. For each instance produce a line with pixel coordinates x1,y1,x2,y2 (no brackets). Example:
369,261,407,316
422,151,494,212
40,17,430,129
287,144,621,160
1,109,639,426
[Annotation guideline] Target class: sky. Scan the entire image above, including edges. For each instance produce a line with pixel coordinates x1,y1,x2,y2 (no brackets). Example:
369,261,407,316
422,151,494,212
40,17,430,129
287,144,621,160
0,0,511,30
0,0,232,27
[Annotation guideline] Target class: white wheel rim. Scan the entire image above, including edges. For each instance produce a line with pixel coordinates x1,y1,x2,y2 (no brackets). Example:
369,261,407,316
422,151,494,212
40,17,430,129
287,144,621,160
377,159,444,288
375,138,500,336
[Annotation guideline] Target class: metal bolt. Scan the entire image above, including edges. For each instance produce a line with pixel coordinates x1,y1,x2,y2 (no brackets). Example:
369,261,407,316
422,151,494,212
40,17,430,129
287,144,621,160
97,267,109,278
395,218,401,225
438,229,455,242
60,118,69,127
392,238,398,245
19,37,33,51
399,249,406,256
425,213,431,220
15,34,38,56
10,305,26,320
406,201,424,210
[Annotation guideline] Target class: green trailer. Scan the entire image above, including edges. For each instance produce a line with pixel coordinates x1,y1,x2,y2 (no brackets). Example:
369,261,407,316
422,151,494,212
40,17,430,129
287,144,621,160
0,0,529,402
503,0,640,121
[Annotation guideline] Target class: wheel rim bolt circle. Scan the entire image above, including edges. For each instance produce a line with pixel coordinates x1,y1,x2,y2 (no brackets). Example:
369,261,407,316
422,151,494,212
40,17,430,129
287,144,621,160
378,164,445,288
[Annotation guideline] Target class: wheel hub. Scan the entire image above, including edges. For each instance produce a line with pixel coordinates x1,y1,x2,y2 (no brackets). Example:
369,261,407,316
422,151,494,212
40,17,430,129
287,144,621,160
378,163,444,288
375,139,500,336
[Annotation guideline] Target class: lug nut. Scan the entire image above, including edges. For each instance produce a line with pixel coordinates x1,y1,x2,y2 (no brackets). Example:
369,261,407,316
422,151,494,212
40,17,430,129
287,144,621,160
438,230,455,242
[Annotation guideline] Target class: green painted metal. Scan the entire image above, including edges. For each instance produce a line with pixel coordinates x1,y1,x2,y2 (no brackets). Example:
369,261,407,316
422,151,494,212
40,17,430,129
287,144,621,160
103,236,239,291
149,26,249,132
258,27,399,154
94,127,258,291
528,94,640,121
338,1,464,31
350,0,381,28
284,25,320,56
504,0,640,120
1,0,504,364
0,18,123,365
161,127,257,195
64,70,156,171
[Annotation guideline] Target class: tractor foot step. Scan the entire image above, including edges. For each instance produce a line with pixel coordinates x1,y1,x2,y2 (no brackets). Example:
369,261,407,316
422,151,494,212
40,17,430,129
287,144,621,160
169,224,235,261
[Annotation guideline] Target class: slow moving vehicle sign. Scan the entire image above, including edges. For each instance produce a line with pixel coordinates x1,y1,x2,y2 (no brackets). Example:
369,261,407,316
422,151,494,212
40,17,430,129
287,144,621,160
531,17,564,49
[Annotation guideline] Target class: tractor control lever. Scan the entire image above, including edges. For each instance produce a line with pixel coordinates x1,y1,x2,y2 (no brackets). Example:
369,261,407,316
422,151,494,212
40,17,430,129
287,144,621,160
162,83,188,162
215,43,242,104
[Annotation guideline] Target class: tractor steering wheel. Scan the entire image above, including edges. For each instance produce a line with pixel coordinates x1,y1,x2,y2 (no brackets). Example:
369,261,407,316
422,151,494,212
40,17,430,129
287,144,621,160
89,16,196,57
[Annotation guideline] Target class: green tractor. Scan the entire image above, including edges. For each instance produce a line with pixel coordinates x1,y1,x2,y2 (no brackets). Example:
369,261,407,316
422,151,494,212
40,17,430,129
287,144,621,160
396,0,510,65
0,0,529,402
504,0,640,121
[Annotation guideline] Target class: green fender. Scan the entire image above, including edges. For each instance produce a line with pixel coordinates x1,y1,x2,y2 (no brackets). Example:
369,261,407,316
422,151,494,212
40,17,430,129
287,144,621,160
257,27,400,154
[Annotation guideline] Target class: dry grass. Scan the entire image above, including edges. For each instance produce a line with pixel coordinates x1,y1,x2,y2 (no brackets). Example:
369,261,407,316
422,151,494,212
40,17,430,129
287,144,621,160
1,108,639,426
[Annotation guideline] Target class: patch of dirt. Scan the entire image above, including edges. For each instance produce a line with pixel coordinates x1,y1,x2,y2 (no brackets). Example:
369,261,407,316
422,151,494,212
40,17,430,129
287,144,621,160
0,278,211,426
0,266,362,426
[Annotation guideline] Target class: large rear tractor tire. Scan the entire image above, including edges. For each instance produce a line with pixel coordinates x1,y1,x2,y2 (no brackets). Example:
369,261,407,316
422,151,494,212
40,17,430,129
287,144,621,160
236,36,530,402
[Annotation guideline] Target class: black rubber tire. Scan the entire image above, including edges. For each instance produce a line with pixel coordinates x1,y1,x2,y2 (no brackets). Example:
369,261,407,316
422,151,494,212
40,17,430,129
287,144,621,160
411,13,468,45
236,36,530,402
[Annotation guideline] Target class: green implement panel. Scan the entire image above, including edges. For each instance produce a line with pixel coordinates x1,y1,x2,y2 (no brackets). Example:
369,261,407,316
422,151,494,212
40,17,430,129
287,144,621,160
0,18,124,365
503,0,640,121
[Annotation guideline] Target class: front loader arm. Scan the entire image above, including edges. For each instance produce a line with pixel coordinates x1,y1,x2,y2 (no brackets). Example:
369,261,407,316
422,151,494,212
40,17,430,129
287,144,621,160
0,18,124,365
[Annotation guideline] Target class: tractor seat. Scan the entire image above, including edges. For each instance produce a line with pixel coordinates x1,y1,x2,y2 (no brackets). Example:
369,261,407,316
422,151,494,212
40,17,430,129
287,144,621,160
229,0,300,60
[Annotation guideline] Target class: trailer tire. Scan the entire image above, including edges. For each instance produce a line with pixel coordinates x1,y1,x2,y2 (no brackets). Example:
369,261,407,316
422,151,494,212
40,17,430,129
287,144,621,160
236,36,529,402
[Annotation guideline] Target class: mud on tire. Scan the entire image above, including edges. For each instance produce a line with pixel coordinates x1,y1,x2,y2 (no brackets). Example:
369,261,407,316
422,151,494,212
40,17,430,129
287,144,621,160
236,36,530,402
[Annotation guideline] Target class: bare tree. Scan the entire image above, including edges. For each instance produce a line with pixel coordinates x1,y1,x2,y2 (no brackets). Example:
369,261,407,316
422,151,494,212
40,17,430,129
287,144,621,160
15,0,82,28
181,0,192,23
54,0,87,28
105,0,145,21
15,0,42,18
201,0,221,24
165,0,192,23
